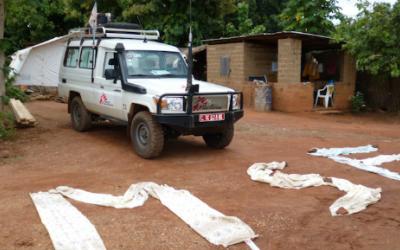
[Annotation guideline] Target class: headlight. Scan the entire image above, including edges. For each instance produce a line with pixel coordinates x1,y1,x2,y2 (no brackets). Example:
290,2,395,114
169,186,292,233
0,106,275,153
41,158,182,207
160,97,184,113
232,94,241,110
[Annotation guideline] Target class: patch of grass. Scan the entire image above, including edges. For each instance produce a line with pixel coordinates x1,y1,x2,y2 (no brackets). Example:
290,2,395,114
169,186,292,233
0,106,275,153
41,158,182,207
0,111,15,140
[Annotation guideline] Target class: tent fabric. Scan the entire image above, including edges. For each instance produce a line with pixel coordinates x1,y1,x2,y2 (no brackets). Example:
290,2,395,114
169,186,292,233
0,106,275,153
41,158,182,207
247,162,381,216
32,182,258,249
30,192,106,250
309,145,400,181
10,35,73,87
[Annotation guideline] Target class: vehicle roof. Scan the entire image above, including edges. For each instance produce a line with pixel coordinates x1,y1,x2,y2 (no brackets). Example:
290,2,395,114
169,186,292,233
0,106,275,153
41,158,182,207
68,38,181,53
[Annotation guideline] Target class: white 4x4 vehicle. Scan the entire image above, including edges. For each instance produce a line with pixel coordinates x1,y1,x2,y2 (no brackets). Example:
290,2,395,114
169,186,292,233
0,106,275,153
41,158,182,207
58,24,243,158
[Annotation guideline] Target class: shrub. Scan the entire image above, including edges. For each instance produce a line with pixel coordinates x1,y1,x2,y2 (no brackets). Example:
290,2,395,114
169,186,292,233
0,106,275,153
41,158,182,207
0,111,15,140
351,91,366,113
1,66,28,105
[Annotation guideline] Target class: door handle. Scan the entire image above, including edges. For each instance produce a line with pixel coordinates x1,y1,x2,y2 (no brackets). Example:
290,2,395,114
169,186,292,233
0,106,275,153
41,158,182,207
100,85,104,89
113,89,121,92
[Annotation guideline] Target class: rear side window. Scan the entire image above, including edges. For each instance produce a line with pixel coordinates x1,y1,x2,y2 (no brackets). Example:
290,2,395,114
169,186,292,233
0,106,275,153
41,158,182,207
64,47,79,67
103,52,115,76
79,47,96,69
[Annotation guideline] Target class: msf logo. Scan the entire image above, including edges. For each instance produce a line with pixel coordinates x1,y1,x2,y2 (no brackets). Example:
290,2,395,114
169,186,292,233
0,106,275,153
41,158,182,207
99,94,108,104
99,93,113,107
193,96,209,111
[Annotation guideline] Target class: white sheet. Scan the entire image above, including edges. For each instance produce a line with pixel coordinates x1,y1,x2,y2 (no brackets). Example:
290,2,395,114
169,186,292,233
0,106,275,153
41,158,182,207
32,182,258,249
247,162,381,216
309,145,400,181
308,145,378,157
30,192,106,250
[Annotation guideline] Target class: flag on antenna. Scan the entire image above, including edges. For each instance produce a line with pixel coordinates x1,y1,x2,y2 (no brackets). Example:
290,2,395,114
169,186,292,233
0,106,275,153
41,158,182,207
88,2,97,29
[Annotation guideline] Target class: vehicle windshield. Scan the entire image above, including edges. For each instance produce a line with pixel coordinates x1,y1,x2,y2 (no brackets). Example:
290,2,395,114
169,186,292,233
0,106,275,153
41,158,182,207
125,50,187,78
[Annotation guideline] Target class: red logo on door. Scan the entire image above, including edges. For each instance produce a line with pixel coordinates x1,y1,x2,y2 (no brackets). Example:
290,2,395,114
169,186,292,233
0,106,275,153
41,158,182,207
99,94,108,104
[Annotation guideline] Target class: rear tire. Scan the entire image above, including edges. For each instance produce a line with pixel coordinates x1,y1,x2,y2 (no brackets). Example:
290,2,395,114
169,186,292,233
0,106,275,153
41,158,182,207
70,96,92,132
203,124,234,149
131,111,164,159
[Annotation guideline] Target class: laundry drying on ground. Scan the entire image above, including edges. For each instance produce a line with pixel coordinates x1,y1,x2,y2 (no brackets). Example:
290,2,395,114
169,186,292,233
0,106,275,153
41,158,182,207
31,182,258,250
309,145,400,181
247,161,382,216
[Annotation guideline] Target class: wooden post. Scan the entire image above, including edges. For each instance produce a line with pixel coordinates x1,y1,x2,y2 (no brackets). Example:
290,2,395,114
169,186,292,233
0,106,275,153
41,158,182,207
0,0,5,111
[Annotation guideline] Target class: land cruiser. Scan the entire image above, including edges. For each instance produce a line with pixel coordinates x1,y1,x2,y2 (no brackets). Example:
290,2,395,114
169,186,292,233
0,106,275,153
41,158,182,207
58,23,244,158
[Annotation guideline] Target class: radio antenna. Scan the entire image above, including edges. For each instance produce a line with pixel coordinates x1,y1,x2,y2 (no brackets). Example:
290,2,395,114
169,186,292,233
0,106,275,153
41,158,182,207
186,0,194,92
136,16,147,43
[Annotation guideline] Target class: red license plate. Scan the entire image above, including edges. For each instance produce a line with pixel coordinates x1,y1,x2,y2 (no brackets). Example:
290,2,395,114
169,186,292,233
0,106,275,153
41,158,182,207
199,113,225,122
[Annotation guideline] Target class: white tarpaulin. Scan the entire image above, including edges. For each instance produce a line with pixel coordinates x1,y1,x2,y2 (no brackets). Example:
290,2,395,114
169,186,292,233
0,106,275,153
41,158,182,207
247,162,381,216
309,145,400,181
10,35,72,87
30,192,106,250
31,182,258,250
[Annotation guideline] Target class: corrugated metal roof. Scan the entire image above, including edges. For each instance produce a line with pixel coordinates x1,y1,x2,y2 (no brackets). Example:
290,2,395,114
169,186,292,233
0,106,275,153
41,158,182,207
203,31,335,45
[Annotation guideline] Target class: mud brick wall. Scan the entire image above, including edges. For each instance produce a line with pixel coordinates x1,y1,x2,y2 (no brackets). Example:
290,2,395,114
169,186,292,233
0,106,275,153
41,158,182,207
243,43,277,83
271,82,314,112
207,42,276,108
206,42,246,87
334,53,357,110
278,38,302,83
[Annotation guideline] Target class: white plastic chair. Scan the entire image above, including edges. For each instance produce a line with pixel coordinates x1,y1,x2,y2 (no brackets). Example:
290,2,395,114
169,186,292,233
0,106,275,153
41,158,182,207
314,85,334,108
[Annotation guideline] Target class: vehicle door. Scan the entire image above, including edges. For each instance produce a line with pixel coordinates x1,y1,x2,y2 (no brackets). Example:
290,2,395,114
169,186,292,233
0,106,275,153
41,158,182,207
60,45,97,111
92,50,125,120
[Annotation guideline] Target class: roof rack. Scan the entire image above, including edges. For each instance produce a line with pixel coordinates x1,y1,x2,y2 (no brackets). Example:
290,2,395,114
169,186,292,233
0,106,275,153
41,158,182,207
69,26,160,41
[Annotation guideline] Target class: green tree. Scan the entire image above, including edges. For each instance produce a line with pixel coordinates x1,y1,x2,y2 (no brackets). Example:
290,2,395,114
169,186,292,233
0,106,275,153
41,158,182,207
117,0,236,46
248,0,289,32
225,1,266,36
279,0,342,35
334,1,400,77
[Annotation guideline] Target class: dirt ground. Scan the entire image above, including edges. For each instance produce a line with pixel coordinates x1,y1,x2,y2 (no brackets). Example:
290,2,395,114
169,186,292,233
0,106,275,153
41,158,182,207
1,101,400,250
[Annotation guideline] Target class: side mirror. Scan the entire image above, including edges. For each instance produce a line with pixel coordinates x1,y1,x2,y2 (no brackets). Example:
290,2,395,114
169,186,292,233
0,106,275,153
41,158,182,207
105,69,116,80
108,58,116,66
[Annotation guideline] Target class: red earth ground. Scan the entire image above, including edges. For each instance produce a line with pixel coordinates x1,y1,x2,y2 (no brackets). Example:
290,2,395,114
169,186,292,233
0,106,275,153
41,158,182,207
1,101,400,250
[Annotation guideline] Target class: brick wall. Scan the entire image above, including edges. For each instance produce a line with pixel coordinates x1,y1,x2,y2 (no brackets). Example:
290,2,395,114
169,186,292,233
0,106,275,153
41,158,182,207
207,42,277,108
278,39,302,83
272,82,314,112
332,52,356,110
206,43,245,87
243,43,277,82
206,41,356,112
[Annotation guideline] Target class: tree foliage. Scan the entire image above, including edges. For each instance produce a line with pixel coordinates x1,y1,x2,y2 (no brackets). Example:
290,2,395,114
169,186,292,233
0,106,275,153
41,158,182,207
279,0,342,35
225,2,266,36
334,1,400,77
248,0,288,32
117,0,236,46
3,0,348,54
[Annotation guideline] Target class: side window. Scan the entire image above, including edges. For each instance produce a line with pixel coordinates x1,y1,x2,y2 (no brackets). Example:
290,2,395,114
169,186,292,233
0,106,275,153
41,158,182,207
64,47,79,67
79,47,96,69
103,52,115,77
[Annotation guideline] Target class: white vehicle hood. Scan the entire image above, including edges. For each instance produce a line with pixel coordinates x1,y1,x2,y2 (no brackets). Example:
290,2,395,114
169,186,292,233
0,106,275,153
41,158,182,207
127,78,234,94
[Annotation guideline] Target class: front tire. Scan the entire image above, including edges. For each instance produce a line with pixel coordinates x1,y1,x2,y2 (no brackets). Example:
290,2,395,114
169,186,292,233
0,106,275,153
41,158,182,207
130,111,164,159
70,96,92,132
203,124,234,149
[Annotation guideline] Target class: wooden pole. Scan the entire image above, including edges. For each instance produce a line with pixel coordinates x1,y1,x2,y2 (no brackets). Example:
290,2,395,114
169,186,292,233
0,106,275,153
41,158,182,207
0,0,5,112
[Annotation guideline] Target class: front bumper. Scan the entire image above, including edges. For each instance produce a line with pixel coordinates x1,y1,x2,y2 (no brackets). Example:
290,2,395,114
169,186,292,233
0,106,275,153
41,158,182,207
154,110,244,129
154,91,244,134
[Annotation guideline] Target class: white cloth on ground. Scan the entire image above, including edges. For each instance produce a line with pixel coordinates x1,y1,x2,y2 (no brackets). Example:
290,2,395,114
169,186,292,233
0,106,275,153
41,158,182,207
309,145,400,181
32,182,258,249
30,192,106,250
308,145,378,157
247,162,381,216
